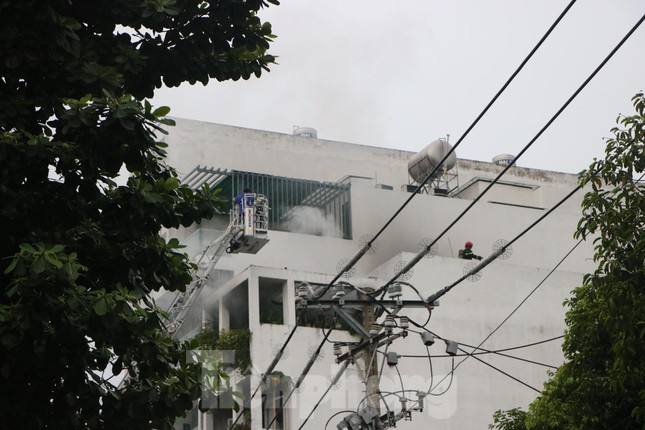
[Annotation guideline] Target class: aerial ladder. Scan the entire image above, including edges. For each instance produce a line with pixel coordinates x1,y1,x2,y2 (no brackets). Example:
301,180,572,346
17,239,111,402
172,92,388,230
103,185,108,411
166,193,269,334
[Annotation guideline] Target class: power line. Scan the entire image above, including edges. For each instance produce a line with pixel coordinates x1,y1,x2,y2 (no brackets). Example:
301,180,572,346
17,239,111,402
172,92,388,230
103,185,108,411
395,337,562,369
314,10,645,424
458,343,558,369
493,334,564,352
458,346,541,393
424,186,584,305
318,0,579,298
296,360,350,430
412,15,645,300
225,309,304,430
241,3,581,426
471,240,583,352
403,8,645,292
396,334,564,359
325,187,588,425
423,239,586,398
419,237,589,404
265,325,333,429
324,410,358,430
239,7,645,430
360,182,613,423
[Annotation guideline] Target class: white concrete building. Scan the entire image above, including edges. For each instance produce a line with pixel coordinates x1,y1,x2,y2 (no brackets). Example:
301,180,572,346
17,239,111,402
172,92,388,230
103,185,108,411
161,118,595,430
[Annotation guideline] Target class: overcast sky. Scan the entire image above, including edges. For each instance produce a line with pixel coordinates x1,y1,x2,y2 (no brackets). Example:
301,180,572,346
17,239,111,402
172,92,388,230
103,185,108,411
154,0,645,174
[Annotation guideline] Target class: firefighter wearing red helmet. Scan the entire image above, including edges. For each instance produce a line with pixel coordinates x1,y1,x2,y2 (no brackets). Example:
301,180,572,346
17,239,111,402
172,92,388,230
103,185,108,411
460,241,482,260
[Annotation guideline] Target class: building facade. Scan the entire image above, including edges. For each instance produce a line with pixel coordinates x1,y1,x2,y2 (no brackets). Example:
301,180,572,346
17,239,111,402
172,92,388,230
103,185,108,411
160,118,595,430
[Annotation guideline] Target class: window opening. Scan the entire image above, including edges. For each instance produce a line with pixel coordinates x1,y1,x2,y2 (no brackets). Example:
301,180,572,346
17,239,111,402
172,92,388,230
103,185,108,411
223,281,249,330
259,277,285,325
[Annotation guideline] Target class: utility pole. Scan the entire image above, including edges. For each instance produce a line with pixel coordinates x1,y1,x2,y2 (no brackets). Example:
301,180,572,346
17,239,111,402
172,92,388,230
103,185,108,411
313,282,429,429
360,287,380,429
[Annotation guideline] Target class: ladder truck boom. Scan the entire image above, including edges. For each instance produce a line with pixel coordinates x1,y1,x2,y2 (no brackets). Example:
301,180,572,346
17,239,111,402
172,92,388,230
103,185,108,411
166,193,269,334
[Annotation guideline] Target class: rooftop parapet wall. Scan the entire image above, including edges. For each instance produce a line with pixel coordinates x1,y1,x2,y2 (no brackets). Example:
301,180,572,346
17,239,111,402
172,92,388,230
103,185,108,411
164,118,411,186
456,158,581,189
164,119,581,194
349,182,594,275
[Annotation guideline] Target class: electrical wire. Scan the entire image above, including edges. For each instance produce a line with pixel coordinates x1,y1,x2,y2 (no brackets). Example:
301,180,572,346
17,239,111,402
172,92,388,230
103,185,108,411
494,334,564,352
464,346,557,369
425,345,434,396
366,197,604,420
608,415,634,430
419,239,586,399
473,240,583,352
296,298,428,429
225,309,304,430
247,3,583,425
262,6,645,429
370,281,424,301
377,342,391,382
427,357,455,396
458,346,541,393
323,410,357,430
375,391,395,427
397,337,562,369
264,325,334,429
395,357,456,415
423,185,583,306
227,281,340,430
394,364,405,395
388,11,645,287
417,236,588,402
346,282,432,330
352,228,581,416
296,360,350,430
316,0,579,299
419,337,564,365
357,390,407,413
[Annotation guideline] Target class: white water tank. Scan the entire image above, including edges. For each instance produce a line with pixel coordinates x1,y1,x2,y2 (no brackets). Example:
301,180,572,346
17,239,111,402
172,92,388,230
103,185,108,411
492,154,515,166
408,139,457,183
293,126,318,138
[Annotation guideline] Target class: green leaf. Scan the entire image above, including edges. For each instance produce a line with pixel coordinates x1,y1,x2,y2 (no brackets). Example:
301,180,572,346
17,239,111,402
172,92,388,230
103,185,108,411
44,253,64,269
3,256,19,274
19,243,37,254
32,257,46,274
164,177,179,190
50,244,65,253
0,0,276,426
152,106,171,118
93,297,110,315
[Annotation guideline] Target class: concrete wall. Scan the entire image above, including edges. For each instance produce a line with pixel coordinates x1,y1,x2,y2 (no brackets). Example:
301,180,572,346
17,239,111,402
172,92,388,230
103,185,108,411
163,119,596,430
164,118,410,186
189,256,582,430
348,180,594,276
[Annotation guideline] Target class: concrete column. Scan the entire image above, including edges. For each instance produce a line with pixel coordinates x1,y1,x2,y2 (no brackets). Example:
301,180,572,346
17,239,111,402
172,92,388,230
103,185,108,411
284,273,296,327
248,270,260,329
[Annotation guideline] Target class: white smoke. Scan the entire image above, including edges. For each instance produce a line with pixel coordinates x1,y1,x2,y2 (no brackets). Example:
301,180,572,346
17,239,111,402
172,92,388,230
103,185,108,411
283,206,338,236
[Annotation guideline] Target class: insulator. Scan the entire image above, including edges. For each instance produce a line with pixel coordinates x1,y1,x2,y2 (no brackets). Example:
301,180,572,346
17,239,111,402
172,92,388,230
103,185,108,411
388,283,403,301
333,343,342,356
369,323,380,335
399,316,409,329
421,332,435,346
400,397,408,411
332,284,346,301
445,340,459,356
417,391,426,411
297,284,308,300
384,315,396,331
